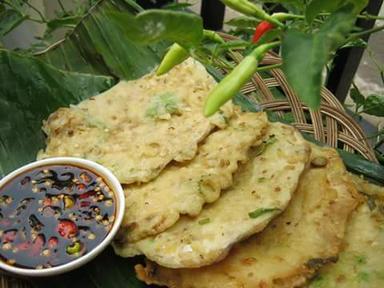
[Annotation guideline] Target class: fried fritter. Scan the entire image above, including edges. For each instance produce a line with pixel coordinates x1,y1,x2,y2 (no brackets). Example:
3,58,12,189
126,122,310,269
135,145,360,287
38,59,233,184
349,173,384,197
309,180,384,288
113,111,268,245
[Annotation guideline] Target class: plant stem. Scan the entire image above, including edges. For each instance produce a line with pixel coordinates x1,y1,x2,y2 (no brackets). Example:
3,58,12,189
273,12,324,24
256,63,282,72
357,13,384,21
350,25,384,39
319,12,384,21
25,16,45,24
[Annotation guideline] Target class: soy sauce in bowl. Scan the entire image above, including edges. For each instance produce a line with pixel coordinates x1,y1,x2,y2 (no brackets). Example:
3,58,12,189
0,158,124,276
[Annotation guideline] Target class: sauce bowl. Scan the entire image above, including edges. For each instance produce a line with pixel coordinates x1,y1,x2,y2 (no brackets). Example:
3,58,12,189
0,157,125,276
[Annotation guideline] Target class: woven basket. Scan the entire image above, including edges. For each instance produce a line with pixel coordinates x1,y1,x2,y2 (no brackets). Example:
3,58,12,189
220,33,377,163
1,34,378,288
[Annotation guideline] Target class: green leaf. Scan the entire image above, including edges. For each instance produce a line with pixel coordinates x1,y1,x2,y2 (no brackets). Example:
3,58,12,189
260,0,305,14
282,31,325,108
363,95,384,116
46,15,83,32
375,149,384,166
0,49,115,177
248,208,280,219
350,86,365,109
225,16,260,28
303,134,384,185
317,5,356,51
305,0,345,23
0,9,25,37
106,9,204,46
162,2,193,10
306,0,369,23
282,5,356,109
37,0,168,80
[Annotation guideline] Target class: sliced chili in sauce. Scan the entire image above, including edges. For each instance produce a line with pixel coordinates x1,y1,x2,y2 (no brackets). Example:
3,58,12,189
0,165,115,269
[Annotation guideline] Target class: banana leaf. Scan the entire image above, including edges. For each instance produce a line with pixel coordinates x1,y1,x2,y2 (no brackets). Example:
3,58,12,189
0,49,115,177
31,248,148,288
36,0,168,80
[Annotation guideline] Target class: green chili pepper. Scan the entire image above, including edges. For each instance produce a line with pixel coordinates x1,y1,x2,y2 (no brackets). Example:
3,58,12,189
203,41,280,117
203,30,225,43
220,0,284,28
156,30,224,76
66,241,81,255
156,43,190,76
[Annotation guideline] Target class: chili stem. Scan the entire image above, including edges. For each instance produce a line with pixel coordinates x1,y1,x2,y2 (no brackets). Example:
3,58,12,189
349,25,384,39
319,12,384,21
256,63,282,72
358,13,384,20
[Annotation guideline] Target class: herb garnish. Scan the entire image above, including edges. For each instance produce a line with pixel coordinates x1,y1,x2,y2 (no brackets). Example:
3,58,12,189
145,92,181,118
248,207,280,219
198,218,210,225
254,134,277,156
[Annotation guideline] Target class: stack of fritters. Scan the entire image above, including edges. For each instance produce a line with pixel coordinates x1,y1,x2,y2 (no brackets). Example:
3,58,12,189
39,59,384,287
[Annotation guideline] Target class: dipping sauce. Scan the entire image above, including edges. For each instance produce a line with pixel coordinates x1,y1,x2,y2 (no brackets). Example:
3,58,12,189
0,165,115,269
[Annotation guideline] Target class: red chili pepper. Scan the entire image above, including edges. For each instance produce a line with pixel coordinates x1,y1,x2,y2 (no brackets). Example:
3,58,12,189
30,235,45,256
48,237,58,248
57,220,78,238
79,190,96,199
3,230,17,242
77,183,86,191
17,242,30,251
252,21,274,43
80,201,91,207
43,197,52,207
